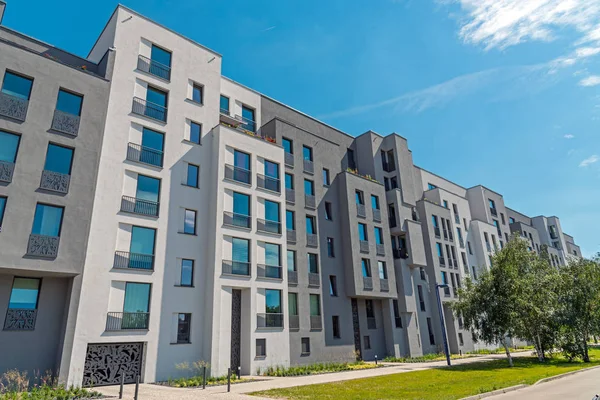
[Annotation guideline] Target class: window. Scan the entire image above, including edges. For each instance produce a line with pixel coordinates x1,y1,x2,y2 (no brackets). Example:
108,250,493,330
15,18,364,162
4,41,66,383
420,267,426,281
355,190,365,205
500,213,506,225
265,243,281,269
186,164,199,188
134,175,160,215
0,130,20,165
32,204,64,237
374,227,383,245
332,316,341,339
56,89,83,116
151,44,172,67
287,250,296,272
2,71,33,100
44,143,73,176
231,237,250,274
489,199,496,209
282,137,293,154
358,223,368,241
456,227,463,243
428,183,437,190
265,289,282,314
217,94,230,113
443,200,448,209
463,218,468,231
461,252,468,268
371,195,380,211
472,266,478,280
285,173,294,190
509,217,515,224
177,313,191,344
364,335,371,349
436,243,444,262
303,145,313,161
288,293,298,316
366,299,375,322
306,215,316,234
301,337,311,354
505,233,509,242
286,210,295,231
467,241,473,255
146,85,168,109
304,179,315,195
8,277,41,310
255,338,266,358
308,253,319,273
123,282,151,328
183,209,196,234
310,294,321,316
417,285,425,311
431,215,439,228
378,261,387,279
233,192,250,220
189,121,201,144
347,148,356,170
426,318,435,345
0,196,6,228
129,226,156,269
361,259,371,277
191,83,203,104
234,149,250,172
180,259,194,287
390,176,398,189
324,202,333,220
329,275,338,296
265,200,280,224
138,127,164,166
241,105,256,132
322,168,330,186
327,237,335,257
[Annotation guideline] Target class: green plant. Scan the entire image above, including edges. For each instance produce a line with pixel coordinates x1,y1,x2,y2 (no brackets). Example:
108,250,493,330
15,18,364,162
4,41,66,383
259,361,378,377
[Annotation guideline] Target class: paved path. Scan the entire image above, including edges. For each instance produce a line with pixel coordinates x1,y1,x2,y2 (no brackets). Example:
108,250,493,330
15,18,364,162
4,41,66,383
95,352,533,399
489,367,600,400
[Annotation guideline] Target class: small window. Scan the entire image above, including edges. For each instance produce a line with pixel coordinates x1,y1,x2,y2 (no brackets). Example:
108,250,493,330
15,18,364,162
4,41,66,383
306,215,316,235
378,261,388,279
428,183,437,190
509,217,515,224
361,259,371,277
329,275,338,296
458,333,464,346
191,83,203,104
322,168,330,186
8,277,41,310
180,259,194,287
56,89,83,116
443,200,448,209
324,202,333,221
186,164,199,188
467,241,473,255
304,179,315,195
500,213,506,225
374,227,384,245
256,338,266,358
426,317,435,345
189,121,201,144
358,223,368,241
347,148,356,170
371,195,380,210
220,95,230,114
364,335,371,349
308,253,319,273
393,300,402,328
327,237,335,257
303,146,313,161
177,313,191,344
420,267,426,281
301,337,311,355
0,196,6,228
184,209,197,234
418,285,425,311
285,173,294,190
332,316,341,339
355,190,365,205
286,210,295,231
282,138,293,154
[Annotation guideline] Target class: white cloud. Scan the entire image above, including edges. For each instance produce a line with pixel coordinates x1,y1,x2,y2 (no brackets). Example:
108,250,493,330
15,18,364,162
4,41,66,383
579,75,600,87
564,134,575,139
261,26,276,32
579,155,599,167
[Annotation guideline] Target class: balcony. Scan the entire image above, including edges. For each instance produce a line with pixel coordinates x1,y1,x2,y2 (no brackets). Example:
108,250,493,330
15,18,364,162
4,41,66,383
356,203,366,218
285,152,294,167
3,309,37,331
393,248,409,259
219,109,244,127
0,160,15,183
50,109,80,136
27,234,59,258
490,207,498,217
224,164,251,185
40,170,70,194
126,143,164,168
359,240,369,253
113,251,154,271
389,216,397,228
363,276,373,290
257,264,282,280
439,257,445,266
307,233,318,247
376,244,385,256
257,219,281,235
289,315,299,331
287,229,297,244
222,260,251,277
223,212,251,229
310,315,322,331
288,270,298,285
308,272,320,287
137,55,171,81
367,317,376,329
0,92,28,121
257,174,280,193
121,196,159,217
380,279,389,292
240,115,256,133
132,97,167,122
106,312,149,331
373,209,381,222
303,159,314,174
434,227,441,238
305,194,316,209
286,188,295,204
257,313,283,329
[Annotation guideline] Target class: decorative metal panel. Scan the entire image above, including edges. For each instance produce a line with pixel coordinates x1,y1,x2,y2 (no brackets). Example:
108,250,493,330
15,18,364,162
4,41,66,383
372,209,381,222
310,315,322,331
380,279,389,292
3,309,37,331
286,188,295,204
40,170,70,194
287,229,297,243
0,92,28,121
230,290,242,372
288,270,298,285
306,233,318,247
82,342,144,387
360,240,370,253
356,204,366,218
303,159,314,174
51,109,80,136
308,272,320,287
363,276,373,291
27,234,59,258
304,194,316,209
376,244,386,256
351,299,362,360
289,315,299,330
0,160,15,183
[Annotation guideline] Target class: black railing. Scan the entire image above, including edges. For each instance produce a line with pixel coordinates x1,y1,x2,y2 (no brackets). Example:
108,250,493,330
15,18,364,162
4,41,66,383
222,260,250,276
393,248,409,259
225,164,251,185
257,218,281,235
106,312,149,331
223,212,251,229
257,313,283,328
257,264,282,279
132,97,167,122
121,196,159,217
137,55,171,81
257,174,281,193
114,251,154,270
126,142,164,167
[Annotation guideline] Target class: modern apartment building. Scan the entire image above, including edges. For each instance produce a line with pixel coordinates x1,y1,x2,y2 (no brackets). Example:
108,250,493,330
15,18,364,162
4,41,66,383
0,3,582,387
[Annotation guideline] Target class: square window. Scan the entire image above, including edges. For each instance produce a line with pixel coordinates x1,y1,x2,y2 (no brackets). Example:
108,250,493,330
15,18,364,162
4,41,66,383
186,164,199,188
184,209,196,235
301,337,310,354
32,204,64,237
180,259,194,287
2,71,33,100
192,84,203,104
332,316,340,339
189,121,201,144
177,313,191,343
256,338,266,358
56,89,83,116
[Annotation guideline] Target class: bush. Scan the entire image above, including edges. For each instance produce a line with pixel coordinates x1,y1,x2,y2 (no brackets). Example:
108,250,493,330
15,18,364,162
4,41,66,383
260,361,378,377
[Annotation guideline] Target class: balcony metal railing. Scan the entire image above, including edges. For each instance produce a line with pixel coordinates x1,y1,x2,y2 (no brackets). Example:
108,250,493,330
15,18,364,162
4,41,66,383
373,209,381,222
3,309,37,331
113,251,154,271
126,142,164,168
305,194,316,209
359,240,369,253
257,264,282,280
288,270,298,285
393,248,409,259
363,276,373,290
380,279,389,292
132,97,167,122
224,164,251,185
310,315,322,331
289,315,299,330
257,313,283,328
285,152,294,167
376,244,385,256
121,196,159,217
0,91,28,121
106,312,150,331
0,160,15,183
137,55,171,81
367,317,377,329
439,257,445,266
27,234,59,258
257,174,281,193
308,272,320,287
356,203,366,218
223,211,251,229
434,227,441,237
287,229,297,243
40,170,70,194
222,260,251,276
51,109,80,136
303,159,314,174
257,218,281,235
239,115,256,133
306,233,318,247
285,188,295,204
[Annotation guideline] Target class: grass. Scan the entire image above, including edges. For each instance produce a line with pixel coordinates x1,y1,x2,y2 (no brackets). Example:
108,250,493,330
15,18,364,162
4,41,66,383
383,353,479,363
252,348,600,400
165,374,252,388
259,361,378,377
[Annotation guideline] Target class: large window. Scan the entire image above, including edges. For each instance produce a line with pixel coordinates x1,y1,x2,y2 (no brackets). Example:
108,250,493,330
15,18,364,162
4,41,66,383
186,164,199,188
56,89,83,116
2,71,33,100
32,204,64,237
136,175,160,204
265,243,281,267
241,105,256,132
139,127,164,167
146,86,168,108
180,259,194,287
151,44,172,68
177,313,191,343
288,293,298,316
0,130,21,164
123,282,151,329
234,150,250,170
231,237,250,275
264,200,280,223
189,121,201,144
308,253,318,273
264,160,280,191
233,192,250,217
265,289,281,313
129,226,155,269
8,278,41,310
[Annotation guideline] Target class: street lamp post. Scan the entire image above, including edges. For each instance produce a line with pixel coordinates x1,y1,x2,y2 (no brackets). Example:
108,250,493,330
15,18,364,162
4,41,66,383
435,283,451,366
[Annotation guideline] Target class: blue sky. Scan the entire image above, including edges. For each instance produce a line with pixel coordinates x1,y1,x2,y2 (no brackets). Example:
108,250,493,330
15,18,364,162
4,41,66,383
4,0,599,256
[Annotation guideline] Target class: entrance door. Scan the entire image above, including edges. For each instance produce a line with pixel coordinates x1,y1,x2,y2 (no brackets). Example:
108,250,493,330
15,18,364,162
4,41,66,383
230,289,242,371
82,342,144,387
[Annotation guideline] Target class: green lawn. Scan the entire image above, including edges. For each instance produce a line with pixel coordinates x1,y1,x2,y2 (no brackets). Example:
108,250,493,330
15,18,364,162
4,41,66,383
252,349,600,400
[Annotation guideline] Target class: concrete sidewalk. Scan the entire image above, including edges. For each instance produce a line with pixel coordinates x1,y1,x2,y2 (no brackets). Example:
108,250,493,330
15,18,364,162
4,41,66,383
95,352,534,399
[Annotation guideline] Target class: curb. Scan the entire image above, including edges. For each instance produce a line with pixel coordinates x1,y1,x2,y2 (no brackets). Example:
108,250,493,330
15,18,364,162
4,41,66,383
533,364,600,385
460,385,527,400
